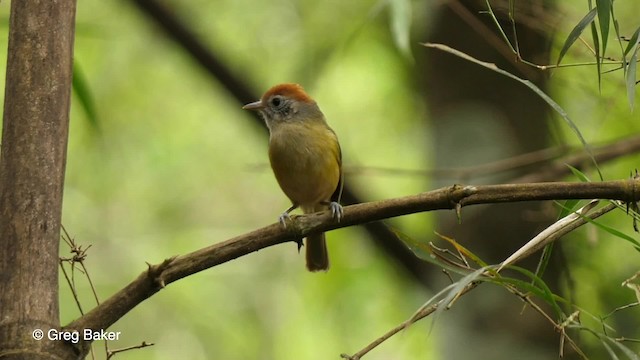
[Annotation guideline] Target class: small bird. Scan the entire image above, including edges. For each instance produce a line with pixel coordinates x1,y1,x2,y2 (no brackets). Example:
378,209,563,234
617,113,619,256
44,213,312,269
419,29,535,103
243,83,343,272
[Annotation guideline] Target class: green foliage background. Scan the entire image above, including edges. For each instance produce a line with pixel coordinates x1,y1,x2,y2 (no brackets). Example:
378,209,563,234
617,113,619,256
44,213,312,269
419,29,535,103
0,0,639,359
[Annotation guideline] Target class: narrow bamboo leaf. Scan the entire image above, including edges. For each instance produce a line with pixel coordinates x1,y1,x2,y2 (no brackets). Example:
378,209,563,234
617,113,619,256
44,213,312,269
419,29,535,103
623,26,640,56
557,199,580,220
600,339,620,360
488,276,550,301
581,326,640,360
72,63,100,131
610,5,626,76
496,265,564,317
590,19,602,90
391,226,496,277
388,0,413,60
585,211,640,250
435,232,489,268
556,7,597,65
390,226,431,261
608,337,640,360
533,243,553,284
626,40,639,110
622,25,640,81
566,164,591,182
595,0,611,57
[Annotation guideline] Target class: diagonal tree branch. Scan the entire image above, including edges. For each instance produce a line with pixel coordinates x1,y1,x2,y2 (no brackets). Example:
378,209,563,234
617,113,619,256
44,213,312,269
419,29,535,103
65,178,640,351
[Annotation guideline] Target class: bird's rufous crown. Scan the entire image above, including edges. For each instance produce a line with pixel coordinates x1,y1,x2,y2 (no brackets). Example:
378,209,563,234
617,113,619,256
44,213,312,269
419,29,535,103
261,83,314,104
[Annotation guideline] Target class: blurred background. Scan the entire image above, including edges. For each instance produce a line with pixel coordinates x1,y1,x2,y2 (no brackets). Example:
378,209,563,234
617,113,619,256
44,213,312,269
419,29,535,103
1,0,640,359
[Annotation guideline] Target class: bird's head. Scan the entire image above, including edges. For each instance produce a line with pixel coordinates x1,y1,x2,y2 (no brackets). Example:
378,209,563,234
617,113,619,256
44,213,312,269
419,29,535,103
242,83,323,130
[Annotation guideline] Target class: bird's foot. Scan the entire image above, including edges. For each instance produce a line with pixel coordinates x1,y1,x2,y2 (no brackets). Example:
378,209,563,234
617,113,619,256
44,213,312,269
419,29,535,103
329,201,343,222
278,212,292,228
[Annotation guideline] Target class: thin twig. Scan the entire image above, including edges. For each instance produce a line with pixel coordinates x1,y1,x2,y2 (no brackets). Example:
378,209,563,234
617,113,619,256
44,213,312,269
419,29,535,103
106,341,155,359
341,282,479,360
604,302,640,319
59,259,85,315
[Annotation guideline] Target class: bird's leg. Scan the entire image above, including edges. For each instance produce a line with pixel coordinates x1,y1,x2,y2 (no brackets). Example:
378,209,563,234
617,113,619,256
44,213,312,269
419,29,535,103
322,201,343,222
279,204,298,228
279,204,303,251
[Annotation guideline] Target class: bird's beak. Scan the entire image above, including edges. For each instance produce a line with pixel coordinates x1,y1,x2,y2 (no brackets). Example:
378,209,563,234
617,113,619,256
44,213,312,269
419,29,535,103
242,100,263,111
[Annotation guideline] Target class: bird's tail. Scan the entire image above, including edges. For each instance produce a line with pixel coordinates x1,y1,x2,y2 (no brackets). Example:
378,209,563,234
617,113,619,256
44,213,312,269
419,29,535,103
305,232,329,272
302,204,330,272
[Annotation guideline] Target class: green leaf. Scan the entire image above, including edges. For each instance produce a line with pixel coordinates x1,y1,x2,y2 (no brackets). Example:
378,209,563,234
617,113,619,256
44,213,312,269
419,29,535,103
72,62,100,131
388,0,413,60
393,228,462,269
557,199,581,219
491,266,564,317
566,164,591,182
599,337,620,360
610,4,628,80
595,0,611,57
435,231,490,268
391,226,431,261
556,7,597,66
608,337,640,360
532,243,554,284
590,16,602,90
585,210,640,250
626,39,639,110
580,327,640,360
623,26,640,56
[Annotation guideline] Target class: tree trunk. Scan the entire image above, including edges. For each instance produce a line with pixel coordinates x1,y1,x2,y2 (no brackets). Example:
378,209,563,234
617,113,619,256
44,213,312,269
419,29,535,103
0,1,77,359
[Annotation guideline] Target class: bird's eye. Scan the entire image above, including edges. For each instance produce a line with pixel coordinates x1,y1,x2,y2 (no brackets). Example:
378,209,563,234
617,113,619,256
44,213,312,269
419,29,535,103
270,96,282,108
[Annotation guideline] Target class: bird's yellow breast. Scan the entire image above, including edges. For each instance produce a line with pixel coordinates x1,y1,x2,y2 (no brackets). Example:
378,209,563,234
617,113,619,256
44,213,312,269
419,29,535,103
268,120,341,212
